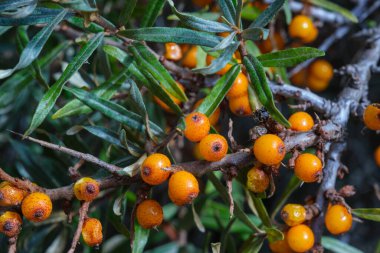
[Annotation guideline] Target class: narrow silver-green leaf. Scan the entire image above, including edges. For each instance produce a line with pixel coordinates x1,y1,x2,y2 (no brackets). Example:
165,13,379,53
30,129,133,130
119,0,137,25
249,0,285,28
242,27,269,41
132,222,150,253
352,208,380,222
322,237,364,253
308,0,358,23
141,0,166,27
240,236,264,253
207,31,237,52
217,0,236,24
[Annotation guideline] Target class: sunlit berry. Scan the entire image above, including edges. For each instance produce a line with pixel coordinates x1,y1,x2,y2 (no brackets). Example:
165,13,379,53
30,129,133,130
184,112,210,142
325,204,352,235
21,192,52,222
363,103,380,130
246,166,269,193
228,95,253,116
74,177,100,202
141,153,171,185
164,43,182,61
182,46,198,68
168,171,199,206
294,153,322,183
82,218,103,247
281,204,306,227
309,60,334,82
0,182,27,207
288,112,314,132
199,134,228,162
194,99,221,126
288,15,315,41
269,231,294,253
136,199,164,229
253,134,286,166
287,224,315,252
227,73,249,98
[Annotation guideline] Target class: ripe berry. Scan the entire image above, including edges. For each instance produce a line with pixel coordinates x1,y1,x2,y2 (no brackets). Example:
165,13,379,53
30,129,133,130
288,15,315,41
199,134,228,162
269,231,294,253
325,204,352,235
141,153,171,185
193,143,204,160
306,75,329,92
227,73,249,98
309,60,333,82
302,25,318,43
21,192,52,222
194,99,221,126
0,211,22,237
294,153,323,183
258,32,285,53
228,95,253,116
288,112,314,132
253,134,286,166
82,218,103,247
206,55,232,75
136,199,163,229
74,177,100,202
184,112,211,142
281,204,306,227
182,46,197,68
168,171,199,206
287,224,315,252
0,182,27,207
164,43,182,61
154,82,185,113
375,146,380,167
363,103,380,130
246,166,269,193
291,69,307,87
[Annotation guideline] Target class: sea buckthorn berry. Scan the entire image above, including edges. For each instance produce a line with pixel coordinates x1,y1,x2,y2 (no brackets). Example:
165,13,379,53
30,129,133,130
309,59,334,81
269,232,294,253
288,15,314,41
164,43,182,61
287,224,314,252
281,204,307,227
193,143,204,160
288,112,314,132
0,182,27,207
141,153,171,185
294,153,322,183
375,146,380,167
246,166,269,193
325,204,352,235
258,32,285,53
184,112,210,142
306,75,329,92
154,82,185,113
228,95,253,116
363,103,380,130
206,55,232,75
291,69,307,87
192,0,212,7
227,73,249,98
82,218,103,247
136,199,163,229
302,25,318,43
168,171,199,206
74,177,100,202
21,192,52,222
194,99,221,126
199,134,228,162
182,46,197,68
0,211,22,237
253,134,286,166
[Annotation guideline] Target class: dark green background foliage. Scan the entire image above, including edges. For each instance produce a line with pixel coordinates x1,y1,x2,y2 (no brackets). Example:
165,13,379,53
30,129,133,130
0,0,379,252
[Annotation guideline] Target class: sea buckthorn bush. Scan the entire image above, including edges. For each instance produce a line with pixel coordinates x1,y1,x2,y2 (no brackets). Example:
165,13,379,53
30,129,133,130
0,0,379,252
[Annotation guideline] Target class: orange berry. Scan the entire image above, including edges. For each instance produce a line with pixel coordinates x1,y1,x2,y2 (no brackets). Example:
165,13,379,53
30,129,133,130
250,1,268,11
302,25,318,43
363,103,380,130
287,224,314,252
228,95,253,116
288,15,315,41
375,146,380,167
74,177,100,202
154,82,185,113
281,204,306,227
199,134,228,162
253,134,286,166
309,60,334,82
21,192,52,222
0,182,27,207
194,99,221,126
288,112,314,132
294,153,322,183
269,232,294,253
246,166,269,193
164,43,182,61
82,218,103,247
290,69,307,87
227,73,249,98
259,32,285,53
184,112,211,142
193,143,204,160
192,0,212,7
219,32,230,38
0,211,22,237
141,153,171,185
325,204,352,235
168,171,199,206
206,55,232,75
136,199,163,229
306,75,329,92
182,46,197,69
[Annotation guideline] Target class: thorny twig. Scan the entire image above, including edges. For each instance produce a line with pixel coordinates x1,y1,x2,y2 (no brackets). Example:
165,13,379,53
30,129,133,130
67,201,90,253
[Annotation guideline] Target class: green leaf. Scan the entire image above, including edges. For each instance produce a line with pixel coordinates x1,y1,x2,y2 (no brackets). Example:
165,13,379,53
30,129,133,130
242,27,269,41
0,9,67,79
141,0,166,27
308,0,358,23
103,44,133,67
257,47,325,67
352,208,380,222
236,0,243,27
248,192,271,227
321,236,364,253
240,236,264,253
132,222,150,253
283,0,292,24
168,0,232,33
119,0,137,25
68,16,104,33
64,87,164,138
118,27,222,48
217,0,236,24
264,226,284,242
196,46,207,68
25,33,104,136
0,0,35,12
207,31,237,52
249,0,285,28
192,203,206,233
129,42,187,102
196,64,240,116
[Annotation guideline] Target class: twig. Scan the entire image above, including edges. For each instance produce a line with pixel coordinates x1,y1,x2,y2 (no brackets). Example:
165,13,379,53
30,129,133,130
8,235,18,253
0,167,42,192
69,159,85,180
67,201,90,253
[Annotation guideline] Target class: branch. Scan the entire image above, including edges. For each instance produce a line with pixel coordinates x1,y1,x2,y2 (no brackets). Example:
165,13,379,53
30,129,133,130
8,236,18,253
67,201,90,253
